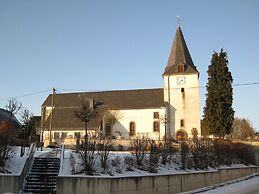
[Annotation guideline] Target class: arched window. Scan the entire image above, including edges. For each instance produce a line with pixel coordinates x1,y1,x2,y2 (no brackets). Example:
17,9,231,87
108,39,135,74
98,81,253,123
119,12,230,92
153,121,160,132
176,130,188,140
129,122,136,136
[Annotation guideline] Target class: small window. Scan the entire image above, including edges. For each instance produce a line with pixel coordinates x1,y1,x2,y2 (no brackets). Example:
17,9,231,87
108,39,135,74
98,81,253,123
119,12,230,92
61,132,67,139
129,122,136,136
105,124,111,136
54,132,60,139
180,119,184,127
153,112,159,119
153,121,160,132
74,132,80,139
178,65,185,73
181,88,185,93
67,134,73,139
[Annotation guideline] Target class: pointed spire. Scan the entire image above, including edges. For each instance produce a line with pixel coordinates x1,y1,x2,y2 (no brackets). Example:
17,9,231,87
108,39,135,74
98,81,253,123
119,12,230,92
163,26,198,75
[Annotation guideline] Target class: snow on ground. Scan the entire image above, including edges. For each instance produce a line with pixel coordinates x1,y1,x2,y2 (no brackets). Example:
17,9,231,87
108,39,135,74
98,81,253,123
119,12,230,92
184,173,259,194
59,149,254,177
0,146,29,175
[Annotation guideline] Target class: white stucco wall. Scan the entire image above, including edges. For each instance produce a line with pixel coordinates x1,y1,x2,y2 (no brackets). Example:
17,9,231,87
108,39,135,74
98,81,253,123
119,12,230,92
163,74,201,138
111,108,166,140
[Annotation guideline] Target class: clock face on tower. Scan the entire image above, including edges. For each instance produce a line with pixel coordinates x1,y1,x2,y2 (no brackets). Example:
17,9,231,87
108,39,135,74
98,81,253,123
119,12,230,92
177,76,185,85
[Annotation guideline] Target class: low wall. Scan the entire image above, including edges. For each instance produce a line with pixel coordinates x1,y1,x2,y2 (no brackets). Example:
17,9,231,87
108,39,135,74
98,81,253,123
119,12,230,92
0,144,35,194
0,175,21,193
57,167,259,194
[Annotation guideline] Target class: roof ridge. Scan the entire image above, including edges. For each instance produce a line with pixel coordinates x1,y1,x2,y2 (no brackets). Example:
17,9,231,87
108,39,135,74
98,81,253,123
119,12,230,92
55,87,163,95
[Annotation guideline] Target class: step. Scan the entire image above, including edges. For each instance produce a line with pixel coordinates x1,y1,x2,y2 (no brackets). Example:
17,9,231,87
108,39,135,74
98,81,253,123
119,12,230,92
34,158,60,161
24,188,56,193
27,173,58,177
25,184,56,189
26,181,57,185
33,160,60,162
31,169,59,172
25,181,56,185
27,176,58,180
32,164,60,167
30,171,59,174
29,171,59,175
31,166,59,169
23,156,60,194
32,165,59,168
32,165,60,169
33,161,60,164
26,178,57,183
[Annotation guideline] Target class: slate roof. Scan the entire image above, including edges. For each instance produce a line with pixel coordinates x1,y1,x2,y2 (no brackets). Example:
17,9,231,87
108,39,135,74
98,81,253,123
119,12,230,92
42,88,164,109
163,26,199,75
41,88,165,130
0,108,21,128
43,106,106,130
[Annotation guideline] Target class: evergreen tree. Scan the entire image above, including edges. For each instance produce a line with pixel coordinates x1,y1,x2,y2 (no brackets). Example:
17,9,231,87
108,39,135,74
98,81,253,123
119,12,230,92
203,49,234,138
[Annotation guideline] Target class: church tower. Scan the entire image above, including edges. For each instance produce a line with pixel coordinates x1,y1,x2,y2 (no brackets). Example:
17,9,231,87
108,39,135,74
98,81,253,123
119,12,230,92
163,26,200,140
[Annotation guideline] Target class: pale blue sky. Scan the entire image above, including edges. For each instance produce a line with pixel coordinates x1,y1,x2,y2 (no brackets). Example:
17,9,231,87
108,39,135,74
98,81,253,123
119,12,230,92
0,0,259,130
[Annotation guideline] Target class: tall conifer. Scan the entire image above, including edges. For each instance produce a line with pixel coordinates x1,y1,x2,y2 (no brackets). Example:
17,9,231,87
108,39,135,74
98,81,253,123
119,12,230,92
203,49,234,138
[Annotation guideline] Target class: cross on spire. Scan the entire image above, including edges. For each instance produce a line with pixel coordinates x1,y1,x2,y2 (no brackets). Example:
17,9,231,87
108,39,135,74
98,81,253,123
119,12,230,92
177,16,180,26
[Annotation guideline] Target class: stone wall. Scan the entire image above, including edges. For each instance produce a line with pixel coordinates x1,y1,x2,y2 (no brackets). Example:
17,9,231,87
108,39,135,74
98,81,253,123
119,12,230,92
57,167,259,194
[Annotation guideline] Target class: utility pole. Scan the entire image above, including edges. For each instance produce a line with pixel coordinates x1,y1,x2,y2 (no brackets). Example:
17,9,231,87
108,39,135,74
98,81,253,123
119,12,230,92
49,87,55,145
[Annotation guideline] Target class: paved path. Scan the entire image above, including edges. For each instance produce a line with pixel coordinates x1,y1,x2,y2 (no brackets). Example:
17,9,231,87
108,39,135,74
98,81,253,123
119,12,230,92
194,175,259,194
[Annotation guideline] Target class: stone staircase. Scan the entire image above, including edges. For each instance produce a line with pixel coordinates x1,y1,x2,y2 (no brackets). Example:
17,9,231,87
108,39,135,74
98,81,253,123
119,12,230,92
23,157,60,193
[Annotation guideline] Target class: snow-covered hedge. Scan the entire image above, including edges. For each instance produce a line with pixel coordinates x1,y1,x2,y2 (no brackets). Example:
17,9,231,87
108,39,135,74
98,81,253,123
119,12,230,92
60,138,255,177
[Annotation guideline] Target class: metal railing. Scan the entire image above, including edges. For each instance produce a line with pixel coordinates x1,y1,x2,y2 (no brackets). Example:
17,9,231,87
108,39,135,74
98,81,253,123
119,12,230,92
59,144,65,175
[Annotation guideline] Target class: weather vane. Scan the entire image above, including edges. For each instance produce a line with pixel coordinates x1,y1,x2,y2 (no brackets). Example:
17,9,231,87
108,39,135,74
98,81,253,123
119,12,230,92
177,16,180,26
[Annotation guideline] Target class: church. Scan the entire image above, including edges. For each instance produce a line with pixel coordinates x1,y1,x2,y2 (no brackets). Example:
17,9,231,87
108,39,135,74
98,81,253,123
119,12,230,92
41,25,201,146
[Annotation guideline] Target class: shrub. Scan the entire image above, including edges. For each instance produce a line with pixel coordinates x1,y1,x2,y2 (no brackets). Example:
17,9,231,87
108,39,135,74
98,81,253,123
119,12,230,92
180,141,190,170
160,140,178,165
190,139,214,170
124,156,134,171
78,138,98,175
232,142,254,165
213,139,232,166
148,140,160,173
111,156,123,173
98,139,112,170
0,132,13,173
117,144,124,151
130,137,148,168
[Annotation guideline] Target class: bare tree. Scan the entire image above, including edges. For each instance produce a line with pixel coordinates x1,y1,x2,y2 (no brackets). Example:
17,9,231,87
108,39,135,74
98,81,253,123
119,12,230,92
74,98,99,175
105,109,123,126
74,98,98,142
232,117,255,140
98,139,113,171
5,98,22,132
0,98,21,172
104,109,123,137
159,114,168,140
19,108,33,156
5,98,22,117
4,98,22,143
130,137,148,168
